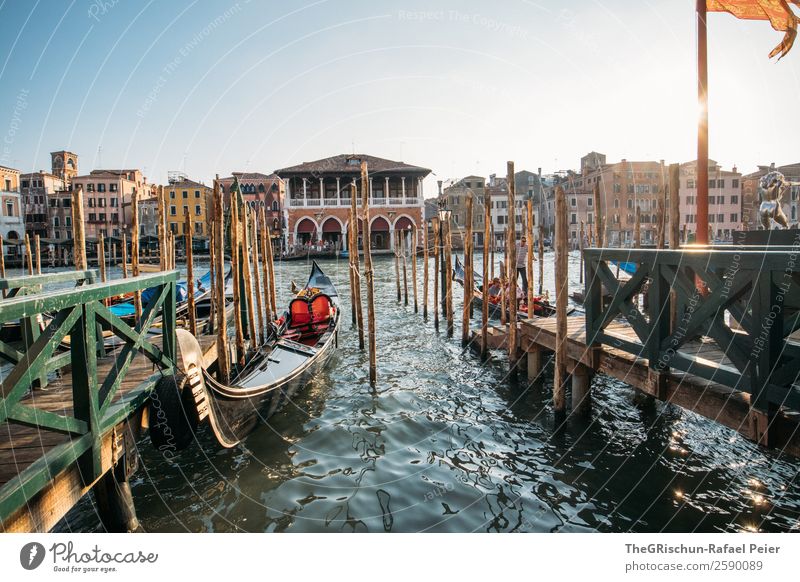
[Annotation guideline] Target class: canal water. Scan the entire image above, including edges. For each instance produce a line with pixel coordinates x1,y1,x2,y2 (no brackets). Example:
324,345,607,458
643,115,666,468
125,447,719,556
37,251,800,532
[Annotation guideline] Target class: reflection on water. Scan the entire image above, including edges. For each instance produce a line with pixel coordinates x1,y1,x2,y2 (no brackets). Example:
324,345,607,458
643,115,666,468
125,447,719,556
42,252,800,532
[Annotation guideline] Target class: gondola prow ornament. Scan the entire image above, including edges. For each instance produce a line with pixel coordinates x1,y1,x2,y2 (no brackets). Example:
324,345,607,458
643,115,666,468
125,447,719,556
758,171,795,229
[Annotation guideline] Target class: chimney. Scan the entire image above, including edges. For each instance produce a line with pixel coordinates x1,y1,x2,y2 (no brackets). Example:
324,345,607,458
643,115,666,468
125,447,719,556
538,167,542,177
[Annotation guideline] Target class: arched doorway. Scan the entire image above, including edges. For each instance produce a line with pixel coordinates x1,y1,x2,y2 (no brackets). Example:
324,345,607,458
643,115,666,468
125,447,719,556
296,218,316,245
321,217,343,249
370,216,390,250
393,216,415,251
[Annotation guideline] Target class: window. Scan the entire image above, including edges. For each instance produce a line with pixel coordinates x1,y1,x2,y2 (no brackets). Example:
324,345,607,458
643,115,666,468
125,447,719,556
718,179,725,188
98,198,106,207
709,179,716,189
717,196,725,205
570,198,576,207
627,184,634,194
732,179,739,188
272,201,278,212
89,213,96,221
21,180,29,188
170,223,178,234
183,205,188,216
113,228,120,237
87,184,95,192
587,198,593,207
730,213,738,222
112,213,119,223
170,190,176,199
613,183,621,193
182,190,188,198
731,195,738,204
571,213,577,224
587,212,593,224
613,198,620,208
170,205,176,216
687,179,695,189
97,183,106,192
65,217,72,227
195,205,201,215
110,184,118,192
195,190,200,198
718,214,724,222
627,199,633,209
195,223,203,235
6,202,13,216
53,217,60,227
99,213,106,221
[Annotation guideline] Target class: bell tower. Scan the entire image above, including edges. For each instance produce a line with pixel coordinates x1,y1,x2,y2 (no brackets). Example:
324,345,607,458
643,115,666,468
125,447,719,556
50,150,78,181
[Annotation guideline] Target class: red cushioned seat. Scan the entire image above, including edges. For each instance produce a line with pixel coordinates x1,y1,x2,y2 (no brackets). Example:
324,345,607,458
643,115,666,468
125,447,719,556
310,294,333,324
289,298,312,327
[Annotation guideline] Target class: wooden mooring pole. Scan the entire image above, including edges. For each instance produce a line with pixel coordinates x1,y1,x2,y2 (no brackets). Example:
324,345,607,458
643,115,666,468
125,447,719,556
35,234,41,275
579,221,585,285
131,190,142,322
432,217,440,330
593,181,603,247
411,225,418,313
250,210,264,344
242,208,257,351
185,211,197,337
554,186,568,413
506,162,518,373
350,183,365,349
490,223,495,280
348,211,357,326
98,232,106,284
214,177,230,382
402,231,409,307
394,231,402,302
422,222,429,319
462,194,473,347
231,193,245,365
669,163,681,331
445,216,454,338
481,191,491,359
72,186,87,271
361,161,377,385
157,185,166,271
259,207,271,321
121,233,128,279
537,223,544,295
265,223,277,321
527,199,534,314
24,234,33,275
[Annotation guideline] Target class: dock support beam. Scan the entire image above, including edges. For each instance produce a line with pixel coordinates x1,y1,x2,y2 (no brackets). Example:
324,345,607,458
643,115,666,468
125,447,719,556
571,363,592,416
93,457,139,533
527,347,542,383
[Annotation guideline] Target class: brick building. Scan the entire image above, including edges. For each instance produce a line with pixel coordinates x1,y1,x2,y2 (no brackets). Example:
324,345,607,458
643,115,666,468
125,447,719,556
219,172,284,243
679,160,742,241
275,154,430,253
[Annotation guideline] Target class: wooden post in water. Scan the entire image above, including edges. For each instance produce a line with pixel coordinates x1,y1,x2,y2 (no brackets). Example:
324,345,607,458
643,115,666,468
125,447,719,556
669,163,681,330
401,230,408,306
579,220,585,285
394,231,402,302
422,223,428,319
184,211,197,337
121,235,128,278
360,161,377,385
130,190,141,322
554,185,568,414
347,213,356,326
157,185,167,271
444,216,454,338
490,223,495,280
24,234,33,275
481,192,491,359
259,207,271,321
230,194,245,364
499,259,507,327
411,225,418,313
98,233,106,283
0,235,5,280
242,207,257,351
506,162,517,372
593,181,603,247
462,194,473,347
35,234,41,275
72,186,87,271
250,210,264,344
265,223,277,321
111,243,117,271
537,224,544,295
213,177,230,382
526,199,534,314
634,206,641,248
349,183,364,349
432,217,440,330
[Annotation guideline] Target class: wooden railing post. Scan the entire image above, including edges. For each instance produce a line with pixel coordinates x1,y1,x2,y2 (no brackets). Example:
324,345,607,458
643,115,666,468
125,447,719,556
646,259,670,399
71,302,101,483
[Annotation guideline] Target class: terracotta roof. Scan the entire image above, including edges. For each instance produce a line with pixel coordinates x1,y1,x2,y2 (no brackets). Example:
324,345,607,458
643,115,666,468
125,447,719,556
166,179,208,189
224,172,280,181
275,154,431,176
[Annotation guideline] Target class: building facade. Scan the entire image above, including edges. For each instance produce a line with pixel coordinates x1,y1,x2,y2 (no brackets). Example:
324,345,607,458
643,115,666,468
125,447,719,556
442,175,486,248
20,171,68,239
275,154,430,253
219,172,285,239
679,160,742,241
0,165,24,256
71,169,150,239
164,178,212,237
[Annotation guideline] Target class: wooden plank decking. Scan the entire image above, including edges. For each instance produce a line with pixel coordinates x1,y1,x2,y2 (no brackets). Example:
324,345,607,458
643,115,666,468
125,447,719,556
0,334,218,532
511,315,800,455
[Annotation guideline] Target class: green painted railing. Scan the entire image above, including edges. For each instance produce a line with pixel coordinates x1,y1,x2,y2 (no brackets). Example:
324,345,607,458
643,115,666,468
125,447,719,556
584,246,800,414
0,271,177,526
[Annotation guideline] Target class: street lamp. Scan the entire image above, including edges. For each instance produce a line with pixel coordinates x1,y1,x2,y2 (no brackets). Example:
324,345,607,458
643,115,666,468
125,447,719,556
437,196,451,317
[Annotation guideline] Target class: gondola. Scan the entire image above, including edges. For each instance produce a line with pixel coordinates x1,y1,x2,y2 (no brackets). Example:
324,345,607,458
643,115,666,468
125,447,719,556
453,257,566,319
157,261,340,449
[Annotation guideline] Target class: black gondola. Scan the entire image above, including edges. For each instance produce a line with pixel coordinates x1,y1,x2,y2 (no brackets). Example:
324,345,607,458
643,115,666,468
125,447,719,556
182,261,340,448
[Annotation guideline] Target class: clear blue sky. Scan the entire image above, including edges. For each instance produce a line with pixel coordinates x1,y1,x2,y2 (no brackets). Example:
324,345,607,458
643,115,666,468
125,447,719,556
1,0,798,193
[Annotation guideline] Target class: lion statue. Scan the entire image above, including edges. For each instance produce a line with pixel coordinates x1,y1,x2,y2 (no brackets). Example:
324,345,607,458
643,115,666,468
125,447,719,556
758,171,792,230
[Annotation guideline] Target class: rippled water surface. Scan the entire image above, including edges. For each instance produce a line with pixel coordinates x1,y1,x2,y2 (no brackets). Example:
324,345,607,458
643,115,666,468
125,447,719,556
46,251,800,532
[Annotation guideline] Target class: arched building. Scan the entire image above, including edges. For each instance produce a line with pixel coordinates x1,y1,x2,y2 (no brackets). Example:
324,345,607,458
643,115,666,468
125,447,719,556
275,153,431,254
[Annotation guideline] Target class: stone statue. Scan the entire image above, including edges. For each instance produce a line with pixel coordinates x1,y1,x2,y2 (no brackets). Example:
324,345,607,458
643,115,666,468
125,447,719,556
758,171,792,229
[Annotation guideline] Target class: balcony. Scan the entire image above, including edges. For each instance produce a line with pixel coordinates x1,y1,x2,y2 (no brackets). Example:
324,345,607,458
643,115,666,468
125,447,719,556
286,197,421,208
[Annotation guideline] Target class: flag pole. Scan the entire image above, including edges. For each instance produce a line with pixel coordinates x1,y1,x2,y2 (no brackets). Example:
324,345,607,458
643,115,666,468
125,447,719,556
696,0,709,244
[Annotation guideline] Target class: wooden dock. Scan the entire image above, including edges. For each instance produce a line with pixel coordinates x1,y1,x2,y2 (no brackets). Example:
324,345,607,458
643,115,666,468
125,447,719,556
0,270,188,532
517,315,800,455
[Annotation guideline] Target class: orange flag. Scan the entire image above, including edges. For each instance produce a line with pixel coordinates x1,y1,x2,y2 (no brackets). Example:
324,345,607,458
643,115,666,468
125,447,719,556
707,0,800,58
